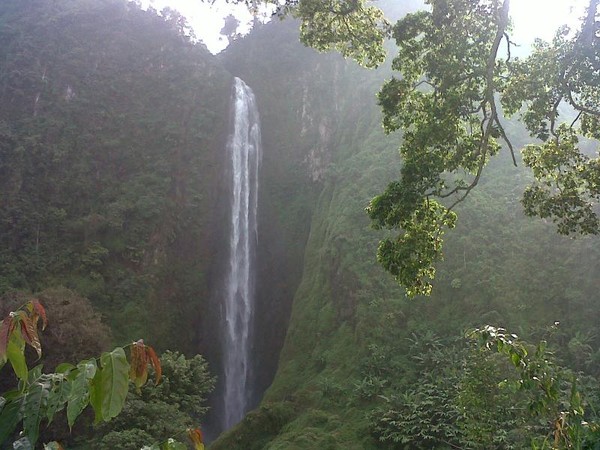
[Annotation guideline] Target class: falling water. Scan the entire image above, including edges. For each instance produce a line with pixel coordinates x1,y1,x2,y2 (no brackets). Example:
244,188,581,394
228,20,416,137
223,77,262,430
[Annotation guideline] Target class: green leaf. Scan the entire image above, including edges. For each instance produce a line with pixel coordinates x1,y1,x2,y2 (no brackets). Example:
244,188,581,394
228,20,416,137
99,347,129,421
536,340,547,357
55,363,76,374
0,397,22,445
12,437,32,450
67,360,97,429
44,443,63,450
510,352,520,367
7,333,27,381
46,375,71,424
89,364,104,424
28,364,43,383
22,380,50,446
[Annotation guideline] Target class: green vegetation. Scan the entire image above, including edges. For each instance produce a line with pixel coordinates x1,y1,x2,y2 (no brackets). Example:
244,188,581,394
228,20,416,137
369,0,600,296
0,0,231,348
1,0,599,448
0,300,211,449
95,351,214,450
0,1,221,446
213,2,600,448
370,327,600,449
266,0,600,297
0,299,158,448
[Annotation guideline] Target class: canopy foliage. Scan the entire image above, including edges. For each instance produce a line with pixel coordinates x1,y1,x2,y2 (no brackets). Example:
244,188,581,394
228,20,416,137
235,0,600,296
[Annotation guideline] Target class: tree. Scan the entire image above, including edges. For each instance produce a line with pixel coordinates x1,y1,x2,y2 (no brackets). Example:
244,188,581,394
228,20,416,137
221,14,241,42
367,0,600,296
469,325,600,448
95,351,215,450
370,327,600,448
228,0,600,296
215,0,389,67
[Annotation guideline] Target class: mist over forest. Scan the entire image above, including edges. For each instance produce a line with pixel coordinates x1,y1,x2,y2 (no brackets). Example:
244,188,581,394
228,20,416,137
0,0,599,449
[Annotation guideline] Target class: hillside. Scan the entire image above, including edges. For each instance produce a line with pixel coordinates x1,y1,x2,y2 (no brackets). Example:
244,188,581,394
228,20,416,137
0,0,232,354
0,1,599,448
213,14,600,449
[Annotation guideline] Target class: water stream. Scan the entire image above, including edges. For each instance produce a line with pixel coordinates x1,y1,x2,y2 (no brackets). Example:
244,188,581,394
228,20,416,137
222,77,262,430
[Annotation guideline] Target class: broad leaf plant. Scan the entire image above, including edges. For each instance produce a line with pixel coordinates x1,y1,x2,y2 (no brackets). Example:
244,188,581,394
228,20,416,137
0,300,205,450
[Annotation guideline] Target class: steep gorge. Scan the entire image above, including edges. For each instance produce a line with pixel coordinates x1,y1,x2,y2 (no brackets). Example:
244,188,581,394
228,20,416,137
213,13,600,450
1,1,600,448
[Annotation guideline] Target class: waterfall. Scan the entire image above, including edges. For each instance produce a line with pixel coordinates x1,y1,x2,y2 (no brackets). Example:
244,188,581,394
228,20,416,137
223,77,262,430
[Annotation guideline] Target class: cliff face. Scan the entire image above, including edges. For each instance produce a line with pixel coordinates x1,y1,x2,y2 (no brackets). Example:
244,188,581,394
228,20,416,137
219,18,394,415
0,0,232,353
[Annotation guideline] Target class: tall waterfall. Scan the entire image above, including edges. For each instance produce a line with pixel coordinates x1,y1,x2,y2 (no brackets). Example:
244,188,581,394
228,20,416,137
223,77,262,430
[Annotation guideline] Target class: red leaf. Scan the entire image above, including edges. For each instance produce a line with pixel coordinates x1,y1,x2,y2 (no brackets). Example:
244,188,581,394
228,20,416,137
145,345,161,385
30,299,48,330
129,340,148,389
0,316,15,359
18,312,42,359
187,428,204,450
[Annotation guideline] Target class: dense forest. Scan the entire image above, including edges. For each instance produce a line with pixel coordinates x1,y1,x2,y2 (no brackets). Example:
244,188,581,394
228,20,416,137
0,0,599,449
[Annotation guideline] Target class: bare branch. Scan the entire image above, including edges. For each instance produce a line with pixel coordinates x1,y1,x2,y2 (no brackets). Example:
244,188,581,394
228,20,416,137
493,115,517,166
503,32,511,63
570,110,584,128
414,79,438,90
549,96,563,140
565,87,600,117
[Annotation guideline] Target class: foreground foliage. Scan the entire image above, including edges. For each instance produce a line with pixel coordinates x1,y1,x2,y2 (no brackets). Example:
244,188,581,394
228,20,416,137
96,351,214,450
371,327,600,449
0,300,208,450
0,288,113,376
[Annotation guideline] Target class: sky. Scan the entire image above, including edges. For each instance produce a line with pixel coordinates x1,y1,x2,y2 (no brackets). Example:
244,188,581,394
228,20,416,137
138,0,589,54
510,0,587,43
138,0,271,53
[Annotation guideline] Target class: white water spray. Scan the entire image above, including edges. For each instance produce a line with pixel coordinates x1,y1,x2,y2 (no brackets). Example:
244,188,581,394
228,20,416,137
223,77,261,430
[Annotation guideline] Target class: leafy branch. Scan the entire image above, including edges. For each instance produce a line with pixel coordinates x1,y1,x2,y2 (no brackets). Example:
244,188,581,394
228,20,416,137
0,300,205,450
469,325,593,449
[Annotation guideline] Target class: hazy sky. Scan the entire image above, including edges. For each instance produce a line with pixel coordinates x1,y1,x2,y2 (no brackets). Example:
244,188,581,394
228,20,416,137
138,0,588,54
138,0,270,53
511,0,586,42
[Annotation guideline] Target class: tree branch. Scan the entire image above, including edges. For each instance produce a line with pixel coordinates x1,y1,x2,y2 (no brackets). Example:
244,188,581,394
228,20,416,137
443,0,511,210
494,114,517,166
564,86,600,117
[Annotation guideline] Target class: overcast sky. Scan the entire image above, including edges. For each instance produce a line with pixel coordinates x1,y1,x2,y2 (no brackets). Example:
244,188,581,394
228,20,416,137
138,0,587,55
138,0,270,53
